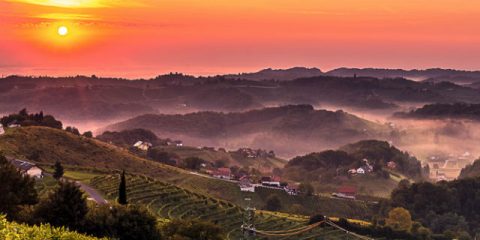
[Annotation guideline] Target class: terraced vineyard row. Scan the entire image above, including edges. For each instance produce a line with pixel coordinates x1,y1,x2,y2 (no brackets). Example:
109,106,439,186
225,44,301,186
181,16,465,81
90,174,366,239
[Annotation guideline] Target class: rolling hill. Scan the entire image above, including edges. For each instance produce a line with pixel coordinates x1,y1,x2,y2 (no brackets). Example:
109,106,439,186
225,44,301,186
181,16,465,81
3,72,480,131
283,140,423,197
0,126,375,219
103,105,390,157
393,102,480,121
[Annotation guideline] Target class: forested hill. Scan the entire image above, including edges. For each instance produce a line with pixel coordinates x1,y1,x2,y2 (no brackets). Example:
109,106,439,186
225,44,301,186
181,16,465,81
2,73,480,124
394,102,480,121
459,159,480,179
103,105,390,156
284,140,424,182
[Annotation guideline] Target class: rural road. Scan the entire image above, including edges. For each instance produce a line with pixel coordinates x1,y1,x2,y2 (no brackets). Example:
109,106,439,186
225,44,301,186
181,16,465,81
76,181,108,204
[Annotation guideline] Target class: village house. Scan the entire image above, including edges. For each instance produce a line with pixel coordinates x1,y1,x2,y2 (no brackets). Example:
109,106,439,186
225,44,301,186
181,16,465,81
133,141,152,151
332,186,357,200
212,167,232,180
10,159,43,178
260,176,282,187
356,167,366,174
239,176,255,192
387,161,397,169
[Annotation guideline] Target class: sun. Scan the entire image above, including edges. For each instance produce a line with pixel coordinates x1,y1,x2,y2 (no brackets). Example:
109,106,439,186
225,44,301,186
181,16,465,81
57,26,69,36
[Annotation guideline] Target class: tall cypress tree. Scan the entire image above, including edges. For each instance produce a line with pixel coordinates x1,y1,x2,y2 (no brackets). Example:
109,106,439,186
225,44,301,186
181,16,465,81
53,161,64,180
118,170,127,205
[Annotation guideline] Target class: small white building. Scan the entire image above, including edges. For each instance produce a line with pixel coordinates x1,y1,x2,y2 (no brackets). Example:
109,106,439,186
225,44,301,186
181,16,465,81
10,159,43,178
133,141,152,151
0,125,4,135
356,167,366,174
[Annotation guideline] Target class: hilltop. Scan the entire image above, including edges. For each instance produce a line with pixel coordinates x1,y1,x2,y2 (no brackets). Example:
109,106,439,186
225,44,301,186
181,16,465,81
103,105,390,157
327,67,480,85
459,159,480,179
283,140,424,197
394,102,480,121
224,67,324,81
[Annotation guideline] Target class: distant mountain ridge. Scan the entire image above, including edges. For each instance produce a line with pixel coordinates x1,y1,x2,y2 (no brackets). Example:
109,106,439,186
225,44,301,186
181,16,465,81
2,68,480,128
224,67,323,81
326,67,480,84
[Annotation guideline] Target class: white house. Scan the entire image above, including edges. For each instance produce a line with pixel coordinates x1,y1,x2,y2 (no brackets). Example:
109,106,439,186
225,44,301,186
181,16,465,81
133,141,152,151
0,125,4,135
10,159,43,178
239,178,255,192
356,167,366,174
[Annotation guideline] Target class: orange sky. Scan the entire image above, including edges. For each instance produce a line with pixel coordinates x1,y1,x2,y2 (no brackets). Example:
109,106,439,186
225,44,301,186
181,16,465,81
1,0,480,77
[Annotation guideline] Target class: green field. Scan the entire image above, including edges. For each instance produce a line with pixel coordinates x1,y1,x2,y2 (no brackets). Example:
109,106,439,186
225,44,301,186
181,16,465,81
90,174,369,240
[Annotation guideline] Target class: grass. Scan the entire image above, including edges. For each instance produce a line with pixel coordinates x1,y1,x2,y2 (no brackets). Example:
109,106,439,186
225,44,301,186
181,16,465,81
90,173,366,240
152,145,287,169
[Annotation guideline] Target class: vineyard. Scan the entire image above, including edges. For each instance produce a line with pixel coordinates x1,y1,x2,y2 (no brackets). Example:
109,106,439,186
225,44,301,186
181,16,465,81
90,174,371,239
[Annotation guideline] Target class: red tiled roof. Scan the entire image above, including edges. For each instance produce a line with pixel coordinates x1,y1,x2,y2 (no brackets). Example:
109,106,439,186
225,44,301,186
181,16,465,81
338,186,356,194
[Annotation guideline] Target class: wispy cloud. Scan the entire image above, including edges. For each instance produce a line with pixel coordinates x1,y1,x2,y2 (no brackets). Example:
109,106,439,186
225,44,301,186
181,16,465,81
35,13,99,20
6,0,145,8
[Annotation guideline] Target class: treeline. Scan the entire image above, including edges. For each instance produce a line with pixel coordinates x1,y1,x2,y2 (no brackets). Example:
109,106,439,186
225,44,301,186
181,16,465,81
459,159,480,179
1,109,62,129
394,102,480,120
384,178,480,239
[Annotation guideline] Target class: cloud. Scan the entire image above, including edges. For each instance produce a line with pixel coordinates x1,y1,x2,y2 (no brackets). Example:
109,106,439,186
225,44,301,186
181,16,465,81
6,0,145,8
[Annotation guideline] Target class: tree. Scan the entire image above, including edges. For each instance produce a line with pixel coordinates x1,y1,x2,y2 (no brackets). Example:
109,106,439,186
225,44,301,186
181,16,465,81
82,131,93,138
162,219,224,240
264,194,282,211
83,204,161,240
66,126,80,135
34,181,88,229
118,170,128,205
53,161,64,180
298,182,314,196
0,155,38,220
385,207,413,232
182,157,205,170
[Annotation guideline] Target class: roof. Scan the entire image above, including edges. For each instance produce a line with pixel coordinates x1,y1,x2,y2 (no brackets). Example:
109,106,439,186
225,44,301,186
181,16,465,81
337,186,357,194
214,167,231,176
10,159,37,171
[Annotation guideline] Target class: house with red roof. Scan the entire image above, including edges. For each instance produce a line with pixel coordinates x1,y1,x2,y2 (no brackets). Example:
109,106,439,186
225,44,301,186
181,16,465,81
332,186,357,200
212,167,232,180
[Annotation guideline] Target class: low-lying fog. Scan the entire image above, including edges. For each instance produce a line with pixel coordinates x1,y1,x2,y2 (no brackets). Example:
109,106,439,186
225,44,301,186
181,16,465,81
61,102,479,179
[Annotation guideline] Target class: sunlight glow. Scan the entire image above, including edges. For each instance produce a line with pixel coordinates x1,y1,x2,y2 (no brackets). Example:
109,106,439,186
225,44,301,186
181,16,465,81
57,26,68,36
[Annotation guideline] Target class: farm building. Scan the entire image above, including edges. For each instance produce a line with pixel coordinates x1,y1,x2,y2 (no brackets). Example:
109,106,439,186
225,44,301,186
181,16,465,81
212,167,232,180
10,159,43,178
332,186,357,200
133,141,152,151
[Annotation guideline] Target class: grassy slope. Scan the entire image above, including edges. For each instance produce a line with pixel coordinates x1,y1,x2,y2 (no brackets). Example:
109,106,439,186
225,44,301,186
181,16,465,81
152,145,287,169
0,126,374,219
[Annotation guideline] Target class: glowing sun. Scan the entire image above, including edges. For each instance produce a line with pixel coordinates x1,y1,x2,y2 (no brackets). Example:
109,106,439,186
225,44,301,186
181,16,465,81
57,26,69,36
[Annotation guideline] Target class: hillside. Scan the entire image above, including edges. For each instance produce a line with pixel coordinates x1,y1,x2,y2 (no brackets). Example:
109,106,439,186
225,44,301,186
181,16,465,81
103,105,390,157
459,159,480,178
283,140,423,197
0,126,375,219
394,102,480,121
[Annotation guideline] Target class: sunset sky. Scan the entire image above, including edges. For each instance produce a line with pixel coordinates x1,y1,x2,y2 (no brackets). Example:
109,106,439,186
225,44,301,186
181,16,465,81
1,0,480,78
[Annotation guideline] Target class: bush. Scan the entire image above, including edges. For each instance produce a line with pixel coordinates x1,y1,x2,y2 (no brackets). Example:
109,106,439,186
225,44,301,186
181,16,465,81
162,219,224,240
0,215,103,240
83,204,161,240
